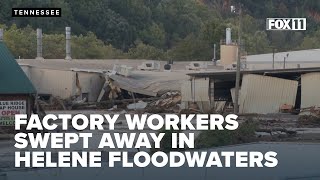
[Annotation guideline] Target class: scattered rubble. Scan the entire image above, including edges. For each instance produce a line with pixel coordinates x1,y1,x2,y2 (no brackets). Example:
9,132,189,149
38,96,67,110
127,101,148,110
298,115,320,127
146,92,182,113
154,92,181,108
35,77,320,144
300,106,320,117
108,105,118,111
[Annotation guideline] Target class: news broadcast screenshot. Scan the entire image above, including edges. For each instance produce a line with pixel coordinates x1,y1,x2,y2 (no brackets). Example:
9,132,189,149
0,0,319,180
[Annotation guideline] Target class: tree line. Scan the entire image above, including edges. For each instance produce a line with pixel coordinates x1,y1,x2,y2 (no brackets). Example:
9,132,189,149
1,0,320,60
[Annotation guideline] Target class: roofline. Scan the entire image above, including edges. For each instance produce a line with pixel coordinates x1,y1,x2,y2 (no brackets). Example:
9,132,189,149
247,48,320,56
0,93,36,95
187,67,320,77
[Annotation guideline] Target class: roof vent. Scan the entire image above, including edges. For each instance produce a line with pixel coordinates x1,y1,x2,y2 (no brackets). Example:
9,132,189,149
65,27,72,60
0,29,3,42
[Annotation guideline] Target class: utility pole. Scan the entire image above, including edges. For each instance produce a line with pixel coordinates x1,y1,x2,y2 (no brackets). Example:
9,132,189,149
213,44,216,66
272,48,275,69
0,29,3,41
234,4,242,114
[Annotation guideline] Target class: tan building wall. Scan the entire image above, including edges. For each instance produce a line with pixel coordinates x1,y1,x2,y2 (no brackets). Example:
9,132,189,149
181,78,210,112
77,72,105,102
239,74,298,114
181,78,209,102
301,72,320,109
24,67,105,102
220,45,238,66
29,67,76,99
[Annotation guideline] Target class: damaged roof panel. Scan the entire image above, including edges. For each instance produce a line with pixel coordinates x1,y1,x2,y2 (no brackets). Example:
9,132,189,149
109,74,158,97
108,71,189,96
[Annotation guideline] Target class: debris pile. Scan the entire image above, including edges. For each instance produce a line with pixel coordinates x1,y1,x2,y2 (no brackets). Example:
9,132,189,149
300,106,320,117
298,115,320,128
155,92,181,108
38,96,67,110
145,92,181,113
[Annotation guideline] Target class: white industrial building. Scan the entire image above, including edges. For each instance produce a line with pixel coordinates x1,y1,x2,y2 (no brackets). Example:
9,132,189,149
245,49,320,70
186,68,320,114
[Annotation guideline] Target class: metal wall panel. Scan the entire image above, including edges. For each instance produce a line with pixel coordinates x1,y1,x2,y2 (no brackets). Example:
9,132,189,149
301,72,320,108
181,80,192,102
193,78,210,102
29,67,76,99
181,78,209,102
23,67,105,101
239,74,298,114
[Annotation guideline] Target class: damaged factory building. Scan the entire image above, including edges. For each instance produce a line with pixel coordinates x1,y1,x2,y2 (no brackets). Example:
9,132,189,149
20,65,105,103
185,68,320,114
182,28,320,114
8,27,320,114
19,27,106,105
14,27,188,111
19,63,187,110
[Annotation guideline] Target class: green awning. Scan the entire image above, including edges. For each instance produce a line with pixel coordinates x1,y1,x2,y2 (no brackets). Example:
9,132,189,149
0,42,36,94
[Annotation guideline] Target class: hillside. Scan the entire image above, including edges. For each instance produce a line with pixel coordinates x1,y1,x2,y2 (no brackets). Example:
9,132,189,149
0,0,320,60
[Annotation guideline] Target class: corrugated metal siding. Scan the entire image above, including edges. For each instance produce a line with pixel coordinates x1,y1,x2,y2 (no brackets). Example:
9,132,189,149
181,80,192,102
301,72,320,108
239,74,298,114
181,78,210,102
29,67,75,99
193,78,209,102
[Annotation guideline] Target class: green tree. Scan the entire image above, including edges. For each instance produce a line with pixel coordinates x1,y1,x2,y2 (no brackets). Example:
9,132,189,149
154,0,207,47
299,30,320,49
72,32,124,59
244,31,271,54
42,33,65,59
4,24,36,59
127,41,165,60
67,0,133,50
169,34,212,61
200,18,226,59
139,23,166,48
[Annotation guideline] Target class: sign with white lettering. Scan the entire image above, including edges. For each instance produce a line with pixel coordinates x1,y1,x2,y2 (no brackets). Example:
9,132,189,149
266,18,307,31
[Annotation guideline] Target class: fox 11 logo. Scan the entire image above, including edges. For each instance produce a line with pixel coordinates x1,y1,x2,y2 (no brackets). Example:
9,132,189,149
266,18,306,31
